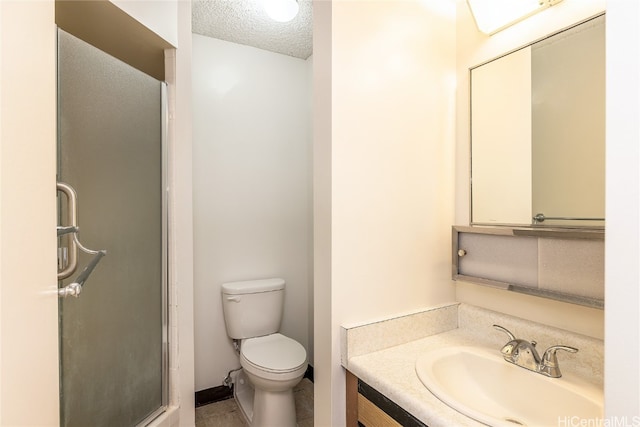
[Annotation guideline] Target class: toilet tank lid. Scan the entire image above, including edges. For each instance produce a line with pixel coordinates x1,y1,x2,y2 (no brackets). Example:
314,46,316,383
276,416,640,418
221,278,285,295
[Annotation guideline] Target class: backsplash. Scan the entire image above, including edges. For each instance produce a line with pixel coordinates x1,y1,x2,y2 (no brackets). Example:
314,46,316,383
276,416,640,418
342,303,604,388
340,303,459,364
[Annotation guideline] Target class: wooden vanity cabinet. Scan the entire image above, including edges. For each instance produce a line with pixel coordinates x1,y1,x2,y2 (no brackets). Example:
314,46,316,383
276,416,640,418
346,371,427,427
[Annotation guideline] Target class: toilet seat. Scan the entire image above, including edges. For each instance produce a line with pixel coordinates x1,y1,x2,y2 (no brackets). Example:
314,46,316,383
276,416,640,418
240,333,307,375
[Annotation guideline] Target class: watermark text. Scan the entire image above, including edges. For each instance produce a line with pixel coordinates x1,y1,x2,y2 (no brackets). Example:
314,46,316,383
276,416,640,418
558,416,640,427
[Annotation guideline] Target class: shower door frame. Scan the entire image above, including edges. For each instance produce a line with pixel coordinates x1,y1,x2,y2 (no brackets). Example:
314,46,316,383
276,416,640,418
56,37,171,425
136,82,170,426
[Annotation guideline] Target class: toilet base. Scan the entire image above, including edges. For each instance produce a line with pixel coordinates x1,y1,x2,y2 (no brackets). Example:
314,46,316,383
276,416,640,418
252,387,297,427
234,370,254,425
234,369,298,427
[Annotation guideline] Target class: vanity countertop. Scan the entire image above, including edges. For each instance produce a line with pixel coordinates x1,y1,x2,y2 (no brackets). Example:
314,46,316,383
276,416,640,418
341,303,604,427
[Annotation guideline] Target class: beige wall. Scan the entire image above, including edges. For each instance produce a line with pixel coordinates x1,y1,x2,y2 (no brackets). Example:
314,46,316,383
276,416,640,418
456,0,606,340
315,1,457,424
1,1,59,425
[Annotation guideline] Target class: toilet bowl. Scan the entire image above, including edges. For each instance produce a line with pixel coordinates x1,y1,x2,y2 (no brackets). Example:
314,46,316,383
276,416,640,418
240,333,307,387
221,278,308,427
237,333,307,427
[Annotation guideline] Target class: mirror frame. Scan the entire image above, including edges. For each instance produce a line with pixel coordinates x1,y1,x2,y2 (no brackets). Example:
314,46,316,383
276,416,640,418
468,12,606,231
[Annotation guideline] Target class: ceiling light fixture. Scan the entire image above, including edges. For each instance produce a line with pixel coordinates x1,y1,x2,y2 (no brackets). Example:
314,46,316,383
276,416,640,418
467,0,564,35
262,0,299,23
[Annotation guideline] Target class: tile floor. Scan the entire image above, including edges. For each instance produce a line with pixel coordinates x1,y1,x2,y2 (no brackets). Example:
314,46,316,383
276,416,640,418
195,378,314,427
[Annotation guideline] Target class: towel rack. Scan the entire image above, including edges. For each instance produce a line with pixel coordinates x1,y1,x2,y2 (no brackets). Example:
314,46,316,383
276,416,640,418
532,213,605,224
57,182,107,298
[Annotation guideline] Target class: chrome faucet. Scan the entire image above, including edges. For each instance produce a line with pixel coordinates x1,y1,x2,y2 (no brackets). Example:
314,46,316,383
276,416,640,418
492,324,578,378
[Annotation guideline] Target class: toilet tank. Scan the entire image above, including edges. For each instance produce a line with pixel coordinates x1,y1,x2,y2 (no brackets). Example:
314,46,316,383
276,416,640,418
221,278,285,339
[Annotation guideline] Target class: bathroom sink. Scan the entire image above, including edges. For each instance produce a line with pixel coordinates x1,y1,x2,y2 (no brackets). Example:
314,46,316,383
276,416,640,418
415,346,603,427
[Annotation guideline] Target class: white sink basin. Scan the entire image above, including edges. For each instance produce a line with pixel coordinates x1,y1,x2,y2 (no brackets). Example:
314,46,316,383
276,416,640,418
415,346,603,427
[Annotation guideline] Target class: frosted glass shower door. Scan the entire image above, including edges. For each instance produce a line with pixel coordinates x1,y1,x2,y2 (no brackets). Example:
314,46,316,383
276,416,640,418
57,29,166,427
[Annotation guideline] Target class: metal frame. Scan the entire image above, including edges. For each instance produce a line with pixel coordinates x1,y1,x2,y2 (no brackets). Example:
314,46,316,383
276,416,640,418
452,226,604,309
136,81,170,427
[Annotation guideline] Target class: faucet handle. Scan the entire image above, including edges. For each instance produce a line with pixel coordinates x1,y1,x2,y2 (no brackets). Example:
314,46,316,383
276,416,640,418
540,345,578,378
542,345,578,362
493,324,516,341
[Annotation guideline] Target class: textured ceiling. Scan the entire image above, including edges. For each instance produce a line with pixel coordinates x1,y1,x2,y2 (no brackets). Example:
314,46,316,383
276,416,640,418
192,0,313,60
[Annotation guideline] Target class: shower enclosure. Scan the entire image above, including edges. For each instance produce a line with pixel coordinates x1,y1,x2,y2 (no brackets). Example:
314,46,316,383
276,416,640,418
56,29,167,426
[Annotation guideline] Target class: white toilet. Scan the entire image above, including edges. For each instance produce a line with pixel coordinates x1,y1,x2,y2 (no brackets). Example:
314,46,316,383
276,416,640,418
221,278,308,427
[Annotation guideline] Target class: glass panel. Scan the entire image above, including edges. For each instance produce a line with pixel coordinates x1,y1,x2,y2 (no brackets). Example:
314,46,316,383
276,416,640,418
57,29,165,427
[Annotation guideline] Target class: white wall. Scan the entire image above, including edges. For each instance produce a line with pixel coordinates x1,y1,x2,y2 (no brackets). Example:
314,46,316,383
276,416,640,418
192,34,312,392
605,0,640,419
168,1,196,425
314,1,458,424
305,54,315,373
455,0,606,340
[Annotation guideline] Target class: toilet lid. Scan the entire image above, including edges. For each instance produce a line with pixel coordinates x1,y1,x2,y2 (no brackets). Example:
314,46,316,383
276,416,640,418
242,333,307,372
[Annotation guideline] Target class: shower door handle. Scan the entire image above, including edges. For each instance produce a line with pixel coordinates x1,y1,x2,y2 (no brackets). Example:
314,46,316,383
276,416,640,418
57,182,79,280
58,250,106,298
56,181,108,296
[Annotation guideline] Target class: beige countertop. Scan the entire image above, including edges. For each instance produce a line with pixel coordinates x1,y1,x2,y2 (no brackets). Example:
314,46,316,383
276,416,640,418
341,303,604,427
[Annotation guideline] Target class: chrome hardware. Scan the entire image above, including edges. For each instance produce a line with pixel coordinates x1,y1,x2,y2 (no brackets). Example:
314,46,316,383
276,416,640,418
540,345,578,377
57,225,79,236
58,282,82,298
457,249,467,257
492,324,578,378
532,213,605,224
57,181,107,298
57,182,79,279
58,250,106,298
58,247,69,271
223,367,242,388
493,324,516,341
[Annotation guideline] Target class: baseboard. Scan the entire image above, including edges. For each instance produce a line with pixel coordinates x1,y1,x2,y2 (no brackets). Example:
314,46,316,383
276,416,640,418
195,385,233,407
304,364,314,382
195,364,314,408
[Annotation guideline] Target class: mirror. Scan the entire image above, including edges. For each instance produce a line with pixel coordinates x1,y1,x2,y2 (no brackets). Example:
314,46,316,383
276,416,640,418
470,14,605,228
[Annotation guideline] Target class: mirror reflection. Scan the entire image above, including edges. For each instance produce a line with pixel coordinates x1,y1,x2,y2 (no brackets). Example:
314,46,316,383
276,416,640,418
470,14,605,228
